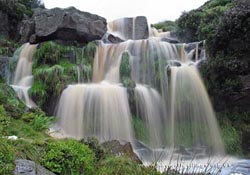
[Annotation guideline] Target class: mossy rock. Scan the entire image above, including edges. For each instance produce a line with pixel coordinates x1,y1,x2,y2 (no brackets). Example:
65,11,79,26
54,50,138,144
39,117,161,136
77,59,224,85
30,41,95,115
120,52,135,88
0,83,26,119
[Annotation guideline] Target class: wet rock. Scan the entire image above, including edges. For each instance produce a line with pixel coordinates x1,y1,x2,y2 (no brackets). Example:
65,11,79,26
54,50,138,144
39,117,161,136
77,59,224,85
102,140,142,164
14,159,55,175
19,7,107,44
161,37,180,43
102,33,124,43
18,19,35,44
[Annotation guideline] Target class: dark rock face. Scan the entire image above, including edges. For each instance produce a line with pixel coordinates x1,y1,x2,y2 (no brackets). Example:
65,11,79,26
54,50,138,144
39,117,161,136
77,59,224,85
0,11,9,37
102,140,142,164
14,159,55,175
0,56,9,81
18,19,35,44
19,7,107,44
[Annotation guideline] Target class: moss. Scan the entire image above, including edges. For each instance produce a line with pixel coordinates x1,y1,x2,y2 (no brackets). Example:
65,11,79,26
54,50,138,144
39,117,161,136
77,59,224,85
132,116,150,144
30,41,96,109
120,52,135,88
0,138,15,175
217,112,250,155
0,83,26,119
221,124,241,154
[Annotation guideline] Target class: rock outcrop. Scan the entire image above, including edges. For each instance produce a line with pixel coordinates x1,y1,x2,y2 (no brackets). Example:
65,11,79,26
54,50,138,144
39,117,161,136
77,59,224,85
102,140,142,164
19,7,107,44
14,159,55,175
108,16,149,41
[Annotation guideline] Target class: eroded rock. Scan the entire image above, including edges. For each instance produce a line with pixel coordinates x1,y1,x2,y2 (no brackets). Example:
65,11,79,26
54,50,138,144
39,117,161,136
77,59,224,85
102,140,142,164
19,7,107,44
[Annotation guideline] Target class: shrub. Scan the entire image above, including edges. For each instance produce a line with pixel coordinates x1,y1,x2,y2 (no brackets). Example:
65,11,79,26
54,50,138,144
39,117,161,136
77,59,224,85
22,112,54,131
82,137,105,161
0,105,11,134
0,138,15,175
152,20,177,32
41,139,95,175
176,0,232,42
221,123,241,154
96,156,162,175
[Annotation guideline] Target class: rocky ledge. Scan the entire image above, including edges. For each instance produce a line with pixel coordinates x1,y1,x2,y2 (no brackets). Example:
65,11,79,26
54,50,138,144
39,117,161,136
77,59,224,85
19,7,107,44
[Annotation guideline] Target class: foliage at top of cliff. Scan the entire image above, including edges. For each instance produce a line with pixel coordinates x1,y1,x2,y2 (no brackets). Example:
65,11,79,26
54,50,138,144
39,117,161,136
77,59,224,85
0,0,44,19
176,0,233,43
151,21,177,32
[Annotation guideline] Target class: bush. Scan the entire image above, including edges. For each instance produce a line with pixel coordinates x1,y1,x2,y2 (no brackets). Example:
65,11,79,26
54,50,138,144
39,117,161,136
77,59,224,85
82,137,105,161
0,105,11,134
96,156,162,175
22,112,54,131
176,0,232,42
41,139,95,175
221,123,241,154
152,21,177,32
0,138,15,175
0,83,26,119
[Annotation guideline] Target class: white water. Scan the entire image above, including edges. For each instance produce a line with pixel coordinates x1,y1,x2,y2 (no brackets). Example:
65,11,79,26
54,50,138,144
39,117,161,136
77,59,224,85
11,43,37,108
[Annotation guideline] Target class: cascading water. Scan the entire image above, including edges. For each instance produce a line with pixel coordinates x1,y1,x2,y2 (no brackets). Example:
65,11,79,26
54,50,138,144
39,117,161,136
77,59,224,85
53,17,226,173
11,43,37,108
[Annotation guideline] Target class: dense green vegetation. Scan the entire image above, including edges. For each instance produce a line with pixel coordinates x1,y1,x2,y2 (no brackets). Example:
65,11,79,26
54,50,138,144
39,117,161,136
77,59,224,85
41,139,95,175
0,0,44,40
153,0,250,156
152,21,177,32
0,82,167,175
28,41,95,113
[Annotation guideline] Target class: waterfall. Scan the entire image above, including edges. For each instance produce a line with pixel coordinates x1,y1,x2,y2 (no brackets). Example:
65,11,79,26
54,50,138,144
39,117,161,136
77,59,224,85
169,64,224,154
53,17,225,168
11,43,37,108
134,84,166,148
54,82,133,142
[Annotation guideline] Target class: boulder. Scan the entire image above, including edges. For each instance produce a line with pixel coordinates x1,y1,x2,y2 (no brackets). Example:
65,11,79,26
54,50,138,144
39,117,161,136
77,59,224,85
14,159,55,175
102,33,124,44
108,16,149,40
19,7,107,44
18,19,35,44
102,140,142,164
133,16,149,40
